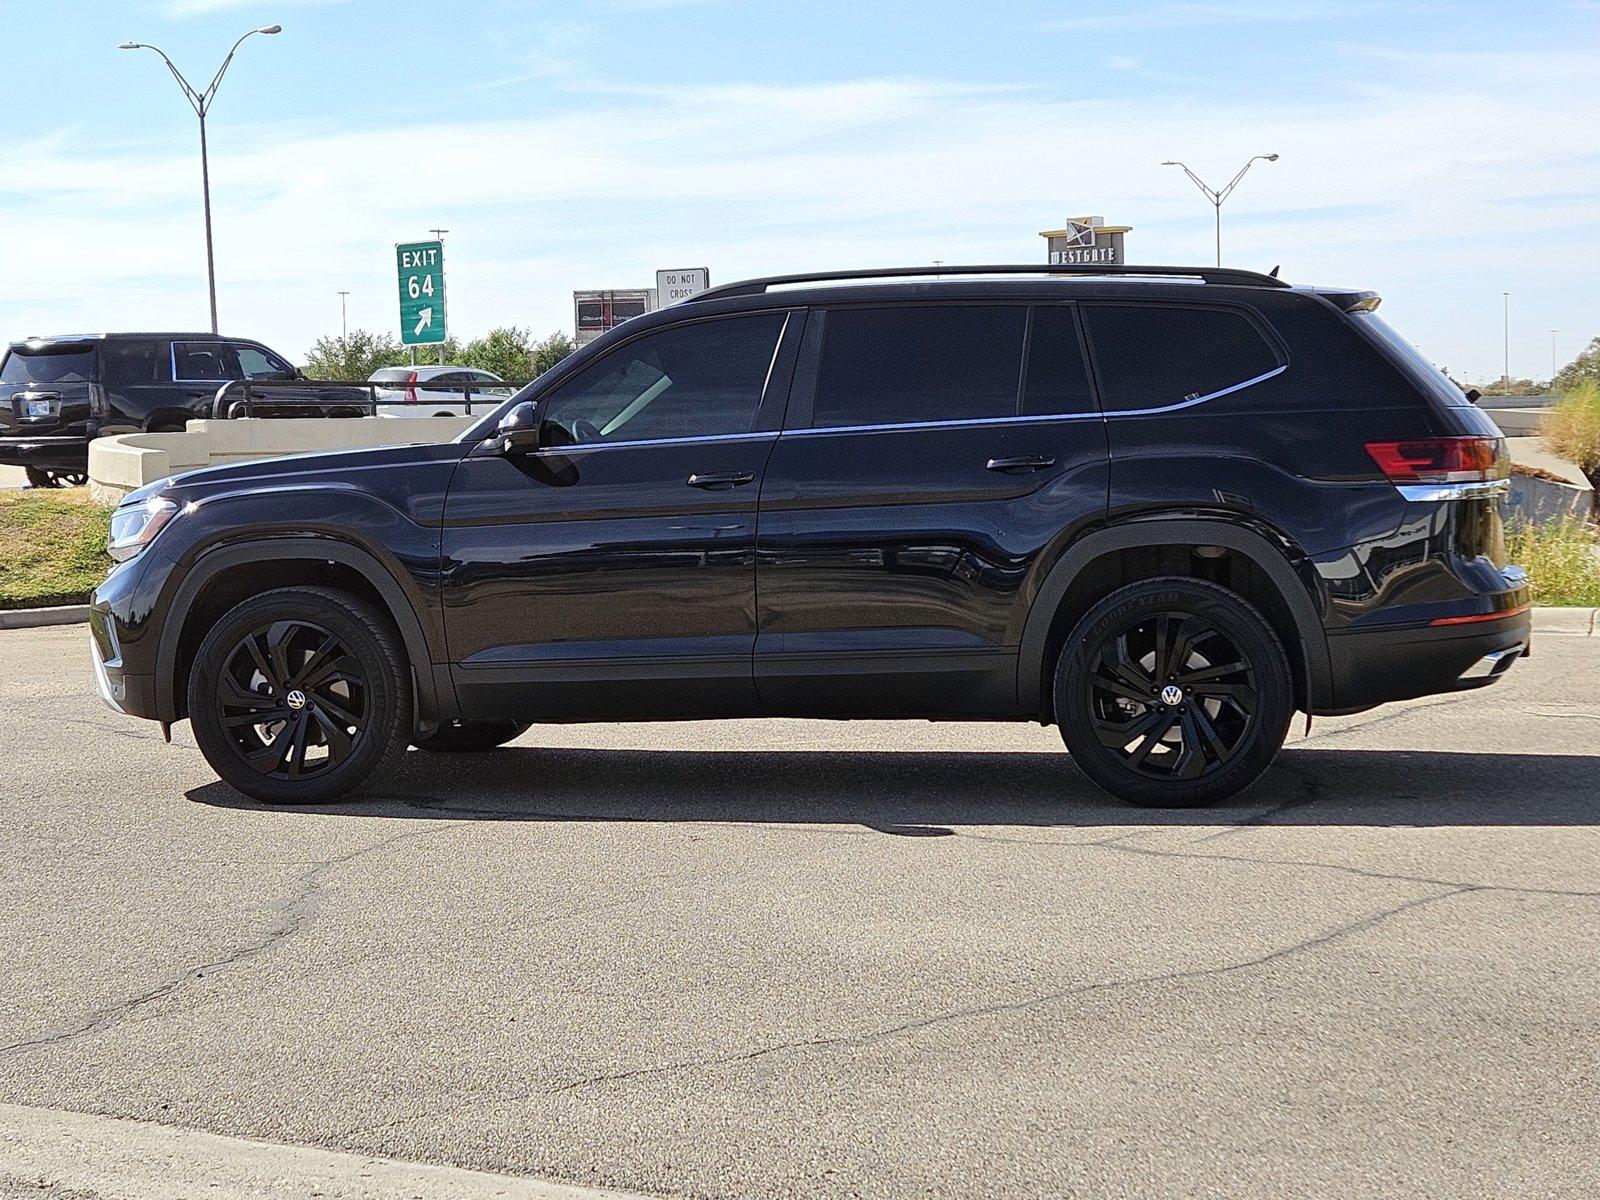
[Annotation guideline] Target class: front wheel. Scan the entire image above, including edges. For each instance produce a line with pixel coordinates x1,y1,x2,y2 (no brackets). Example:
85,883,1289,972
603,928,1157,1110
1055,577,1294,808
187,587,413,804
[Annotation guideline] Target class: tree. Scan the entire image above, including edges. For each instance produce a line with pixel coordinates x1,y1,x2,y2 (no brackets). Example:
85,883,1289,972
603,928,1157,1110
459,327,575,381
1553,336,1600,395
302,330,409,380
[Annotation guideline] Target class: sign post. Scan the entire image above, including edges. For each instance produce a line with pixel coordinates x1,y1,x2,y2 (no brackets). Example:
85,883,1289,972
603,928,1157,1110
655,267,710,306
396,240,447,351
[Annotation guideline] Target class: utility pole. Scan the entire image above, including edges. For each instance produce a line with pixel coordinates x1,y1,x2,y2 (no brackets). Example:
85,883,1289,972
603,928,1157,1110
120,26,282,333
429,228,449,364
337,291,350,339
1551,330,1559,382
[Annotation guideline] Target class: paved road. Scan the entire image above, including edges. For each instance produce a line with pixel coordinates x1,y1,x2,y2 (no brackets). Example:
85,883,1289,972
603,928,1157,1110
1,622,1597,1199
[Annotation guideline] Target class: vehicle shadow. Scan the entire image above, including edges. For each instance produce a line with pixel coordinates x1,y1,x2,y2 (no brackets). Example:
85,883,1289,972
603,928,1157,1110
186,746,1600,829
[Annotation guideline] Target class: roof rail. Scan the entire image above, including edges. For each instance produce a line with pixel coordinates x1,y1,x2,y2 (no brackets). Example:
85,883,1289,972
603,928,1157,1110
688,263,1290,303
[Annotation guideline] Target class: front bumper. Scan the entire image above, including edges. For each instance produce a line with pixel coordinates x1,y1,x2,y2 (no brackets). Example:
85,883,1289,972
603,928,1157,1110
88,561,161,721
0,434,89,471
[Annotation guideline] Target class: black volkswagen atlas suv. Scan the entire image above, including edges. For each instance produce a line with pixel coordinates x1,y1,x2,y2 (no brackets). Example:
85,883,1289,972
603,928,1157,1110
88,265,1530,808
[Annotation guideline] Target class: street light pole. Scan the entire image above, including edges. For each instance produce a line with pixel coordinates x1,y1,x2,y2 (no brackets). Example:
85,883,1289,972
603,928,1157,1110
428,228,449,364
1551,329,1558,382
337,291,350,339
1502,292,1511,395
1161,154,1279,267
119,25,282,334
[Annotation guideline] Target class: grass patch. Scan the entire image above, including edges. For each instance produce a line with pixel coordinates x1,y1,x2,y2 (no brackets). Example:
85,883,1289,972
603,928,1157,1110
0,489,114,610
1507,518,1600,607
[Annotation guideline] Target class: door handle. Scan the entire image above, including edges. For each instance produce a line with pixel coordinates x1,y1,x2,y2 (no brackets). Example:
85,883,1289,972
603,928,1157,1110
686,471,756,490
985,454,1056,473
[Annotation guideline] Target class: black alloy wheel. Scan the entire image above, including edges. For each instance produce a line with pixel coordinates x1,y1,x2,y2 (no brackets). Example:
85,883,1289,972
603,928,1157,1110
189,587,412,804
25,467,88,488
1056,577,1293,807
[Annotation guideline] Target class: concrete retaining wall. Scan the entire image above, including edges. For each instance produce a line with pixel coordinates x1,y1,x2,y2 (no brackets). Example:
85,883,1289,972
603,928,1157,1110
89,417,475,504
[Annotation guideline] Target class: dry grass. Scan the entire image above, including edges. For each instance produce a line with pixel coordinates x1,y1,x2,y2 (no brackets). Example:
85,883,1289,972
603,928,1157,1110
0,489,114,609
1542,379,1600,481
1507,518,1600,607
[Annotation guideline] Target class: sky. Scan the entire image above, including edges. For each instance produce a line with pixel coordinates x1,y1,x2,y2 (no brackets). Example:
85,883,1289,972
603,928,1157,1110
2,0,1597,383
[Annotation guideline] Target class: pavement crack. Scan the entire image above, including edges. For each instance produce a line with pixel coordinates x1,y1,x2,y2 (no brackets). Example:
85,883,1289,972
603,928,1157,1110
537,884,1470,1099
0,825,459,1062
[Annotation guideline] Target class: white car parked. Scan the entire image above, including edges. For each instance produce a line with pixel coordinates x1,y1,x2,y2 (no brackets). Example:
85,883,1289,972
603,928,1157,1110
368,365,512,418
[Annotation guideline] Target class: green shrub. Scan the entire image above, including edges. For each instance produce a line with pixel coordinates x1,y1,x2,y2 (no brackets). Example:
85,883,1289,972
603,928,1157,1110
1506,518,1600,607
0,491,114,609
1542,379,1600,480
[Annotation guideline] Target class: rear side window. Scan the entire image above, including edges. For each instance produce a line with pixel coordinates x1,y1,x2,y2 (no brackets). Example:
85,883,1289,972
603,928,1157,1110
102,342,165,387
541,312,785,444
813,305,1026,428
1,348,94,386
1082,304,1280,412
173,342,241,382
1023,305,1096,416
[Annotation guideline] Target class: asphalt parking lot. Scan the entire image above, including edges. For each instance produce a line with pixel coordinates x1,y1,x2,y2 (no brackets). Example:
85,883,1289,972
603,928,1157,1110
2,620,1598,1199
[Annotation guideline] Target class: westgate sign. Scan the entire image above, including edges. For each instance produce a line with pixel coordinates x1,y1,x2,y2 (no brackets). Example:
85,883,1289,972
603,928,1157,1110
1041,216,1130,266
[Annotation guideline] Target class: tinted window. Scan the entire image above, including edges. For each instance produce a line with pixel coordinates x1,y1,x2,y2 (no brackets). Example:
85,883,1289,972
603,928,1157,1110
370,368,411,382
0,349,94,386
232,344,290,380
542,313,785,444
173,342,241,382
1082,305,1279,412
1023,306,1095,416
102,342,165,387
814,306,1025,427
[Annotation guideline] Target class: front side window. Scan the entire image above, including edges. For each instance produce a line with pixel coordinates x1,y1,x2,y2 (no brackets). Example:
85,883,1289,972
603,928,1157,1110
1081,304,1280,412
541,313,785,445
232,345,291,380
173,342,241,382
812,305,1026,428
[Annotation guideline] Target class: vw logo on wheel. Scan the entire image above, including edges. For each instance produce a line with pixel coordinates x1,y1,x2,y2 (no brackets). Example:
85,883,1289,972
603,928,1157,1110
1159,684,1184,707
285,689,308,711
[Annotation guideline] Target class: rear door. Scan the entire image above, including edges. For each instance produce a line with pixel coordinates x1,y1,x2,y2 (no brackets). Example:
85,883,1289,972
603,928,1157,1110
754,301,1110,717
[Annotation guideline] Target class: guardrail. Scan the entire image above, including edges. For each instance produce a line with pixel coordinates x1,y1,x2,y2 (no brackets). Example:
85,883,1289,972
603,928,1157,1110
210,377,529,420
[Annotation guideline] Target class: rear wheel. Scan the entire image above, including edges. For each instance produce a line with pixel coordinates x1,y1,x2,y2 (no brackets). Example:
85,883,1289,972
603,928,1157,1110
25,467,87,488
412,720,529,753
187,587,412,804
1055,577,1293,808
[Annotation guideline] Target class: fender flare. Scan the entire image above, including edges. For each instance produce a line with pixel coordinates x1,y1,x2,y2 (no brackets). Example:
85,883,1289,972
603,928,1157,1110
154,537,453,723
1016,519,1332,716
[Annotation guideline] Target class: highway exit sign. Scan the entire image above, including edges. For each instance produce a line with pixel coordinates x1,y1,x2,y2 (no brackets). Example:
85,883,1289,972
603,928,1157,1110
396,240,446,345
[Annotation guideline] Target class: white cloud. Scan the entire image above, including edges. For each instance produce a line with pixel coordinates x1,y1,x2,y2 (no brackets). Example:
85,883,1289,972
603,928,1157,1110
6,51,1598,379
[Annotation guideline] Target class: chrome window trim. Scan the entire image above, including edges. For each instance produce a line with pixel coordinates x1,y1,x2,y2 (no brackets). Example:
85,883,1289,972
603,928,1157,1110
1396,479,1511,502
787,364,1288,438
528,430,778,456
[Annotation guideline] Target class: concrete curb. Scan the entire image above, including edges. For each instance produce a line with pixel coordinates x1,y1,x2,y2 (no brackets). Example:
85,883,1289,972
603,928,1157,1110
0,1101,651,1200
0,604,88,630
0,604,1594,636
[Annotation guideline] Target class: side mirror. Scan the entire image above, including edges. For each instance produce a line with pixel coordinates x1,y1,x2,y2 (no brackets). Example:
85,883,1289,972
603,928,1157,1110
492,400,542,453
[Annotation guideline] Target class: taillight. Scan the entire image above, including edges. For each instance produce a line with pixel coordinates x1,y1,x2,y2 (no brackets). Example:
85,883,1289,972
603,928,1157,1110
404,371,418,405
1365,436,1508,486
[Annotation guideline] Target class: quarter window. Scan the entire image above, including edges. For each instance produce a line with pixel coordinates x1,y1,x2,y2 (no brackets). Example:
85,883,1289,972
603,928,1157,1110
812,305,1027,428
541,313,785,444
1081,305,1280,412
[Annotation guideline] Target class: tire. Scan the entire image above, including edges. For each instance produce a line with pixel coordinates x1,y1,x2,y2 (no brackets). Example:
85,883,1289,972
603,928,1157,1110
412,720,529,753
187,586,413,804
1054,577,1293,808
25,467,87,488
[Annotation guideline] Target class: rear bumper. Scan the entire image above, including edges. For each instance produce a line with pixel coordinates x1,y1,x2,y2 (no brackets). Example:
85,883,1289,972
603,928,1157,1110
1322,608,1531,713
0,434,89,471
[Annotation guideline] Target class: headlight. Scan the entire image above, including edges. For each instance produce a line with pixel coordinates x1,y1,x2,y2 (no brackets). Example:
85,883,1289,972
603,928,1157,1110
108,496,180,562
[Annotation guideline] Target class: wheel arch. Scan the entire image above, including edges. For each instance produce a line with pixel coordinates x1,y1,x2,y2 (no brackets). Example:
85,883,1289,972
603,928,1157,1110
1018,518,1331,720
155,537,456,725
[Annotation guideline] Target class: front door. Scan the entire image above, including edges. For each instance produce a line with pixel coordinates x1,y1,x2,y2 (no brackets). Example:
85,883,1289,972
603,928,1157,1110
441,309,795,722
